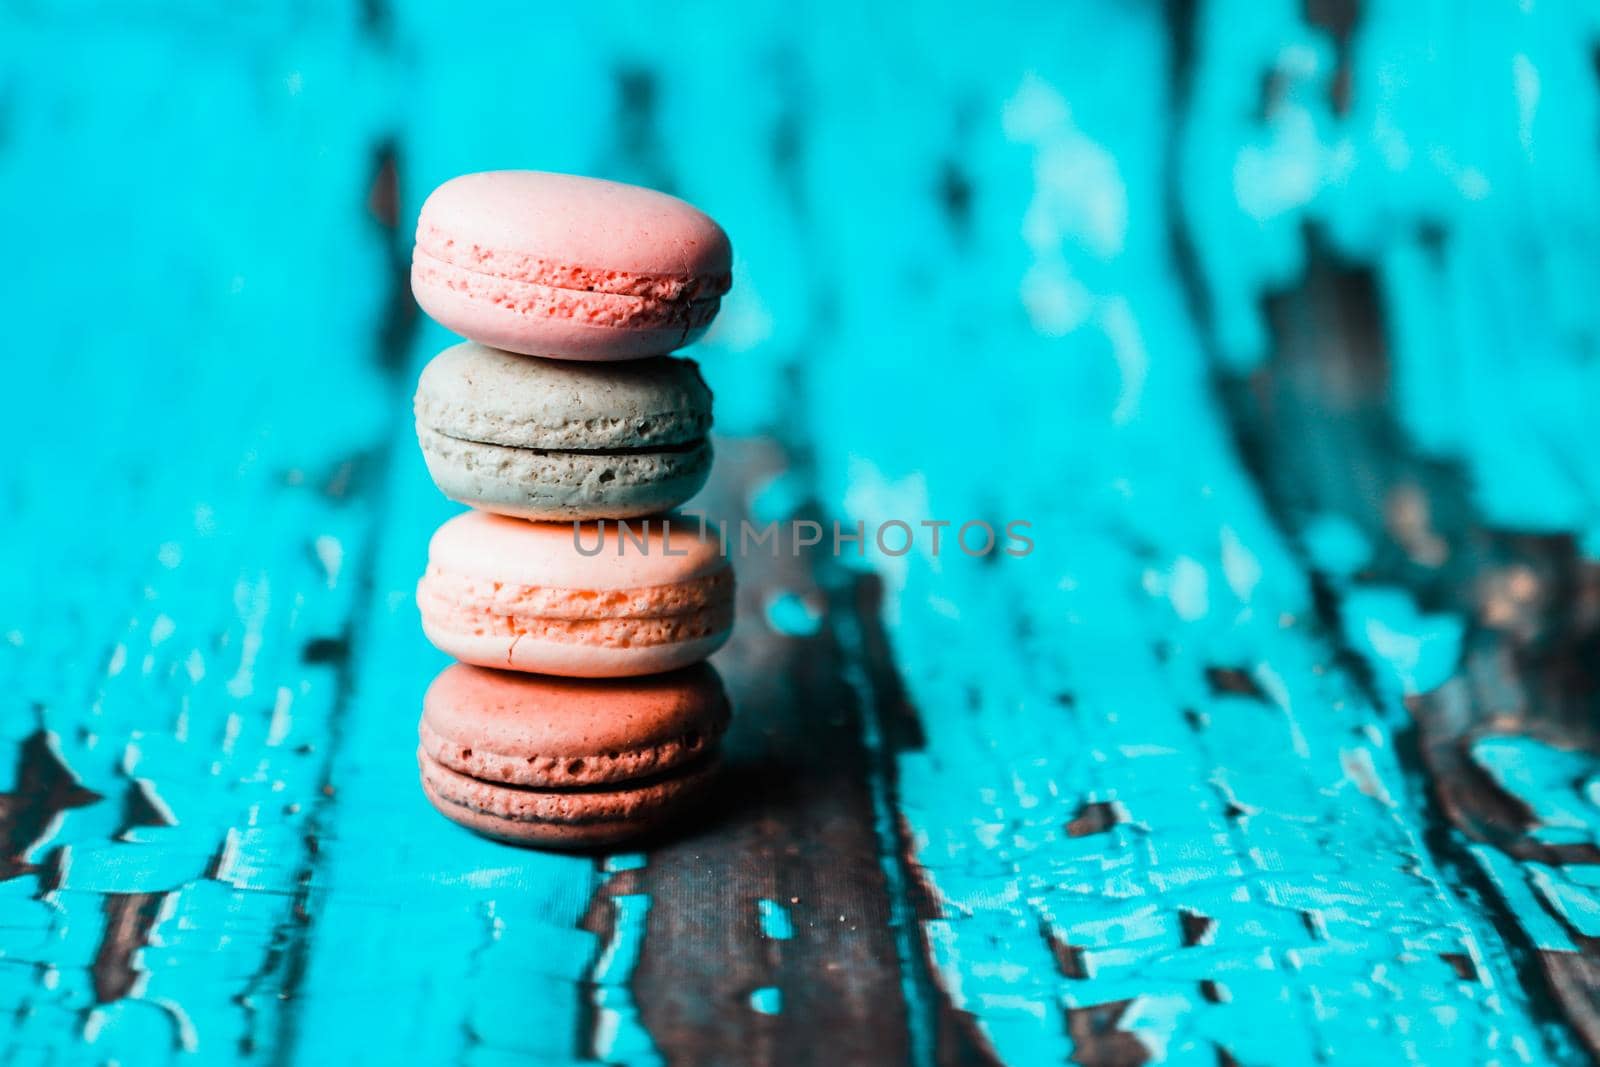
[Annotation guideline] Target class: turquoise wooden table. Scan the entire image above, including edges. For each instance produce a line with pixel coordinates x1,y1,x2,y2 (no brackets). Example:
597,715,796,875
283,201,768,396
5,3,1600,1064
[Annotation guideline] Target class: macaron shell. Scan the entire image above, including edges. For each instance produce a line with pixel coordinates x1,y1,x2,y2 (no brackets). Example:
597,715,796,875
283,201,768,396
420,662,730,787
426,510,727,590
418,748,718,848
417,426,711,521
416,171,731,282
415,343,713,452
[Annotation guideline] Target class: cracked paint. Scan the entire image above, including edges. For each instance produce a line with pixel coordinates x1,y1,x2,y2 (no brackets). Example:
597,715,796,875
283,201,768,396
1180,0,1600,546
1470,737,1600,956
0,10,392,1060
4,1,1598,1064
757,899,795,941
1339,588,1464,699
789,2,1568,1063
749,986,783,1015
591,893,662,1065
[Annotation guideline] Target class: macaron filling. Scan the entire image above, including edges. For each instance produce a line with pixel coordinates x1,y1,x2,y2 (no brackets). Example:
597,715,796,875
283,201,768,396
420,426,711,458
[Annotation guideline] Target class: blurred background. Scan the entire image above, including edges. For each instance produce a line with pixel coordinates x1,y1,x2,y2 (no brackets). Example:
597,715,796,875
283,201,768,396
4,3,1600,1065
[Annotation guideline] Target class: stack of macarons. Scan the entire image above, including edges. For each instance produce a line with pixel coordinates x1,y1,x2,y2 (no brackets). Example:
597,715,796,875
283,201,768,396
407,171,736,848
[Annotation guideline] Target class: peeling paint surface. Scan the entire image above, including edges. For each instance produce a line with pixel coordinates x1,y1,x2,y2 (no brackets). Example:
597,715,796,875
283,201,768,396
758,899,795,942
1,10,390,1061
1470,738,1600,958
749,986,784,1016
1340,588,1464,698
1472,738,1600,850
1181,0,1600,542
3,2,1600,1065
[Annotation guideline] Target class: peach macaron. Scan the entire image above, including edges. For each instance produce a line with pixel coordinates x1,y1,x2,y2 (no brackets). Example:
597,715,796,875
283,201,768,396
418,662,729,847
411,171,732,361
417,510,733,678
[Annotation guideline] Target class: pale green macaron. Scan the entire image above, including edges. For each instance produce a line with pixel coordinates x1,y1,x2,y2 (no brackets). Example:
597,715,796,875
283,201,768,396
414,341,713,520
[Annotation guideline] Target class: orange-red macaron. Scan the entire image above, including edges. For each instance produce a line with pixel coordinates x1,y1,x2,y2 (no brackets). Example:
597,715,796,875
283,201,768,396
417,662,729,848
417,510,734,678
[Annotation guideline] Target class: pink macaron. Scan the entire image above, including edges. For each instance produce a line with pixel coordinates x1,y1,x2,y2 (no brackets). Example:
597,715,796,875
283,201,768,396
417,510,734,678
411,171,732,360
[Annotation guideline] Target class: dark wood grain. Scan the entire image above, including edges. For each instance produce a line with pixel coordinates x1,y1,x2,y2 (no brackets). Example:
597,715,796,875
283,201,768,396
846,572,1008,1067
0,729,103,881
618,436,994,1067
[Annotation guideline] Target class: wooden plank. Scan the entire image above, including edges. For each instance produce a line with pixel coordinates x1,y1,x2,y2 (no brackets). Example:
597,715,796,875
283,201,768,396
279,10,972,1064
767,1,1578,1062
1173,0,1600,1059
615,438,971,1067
282,371,611,1064
283,10,694,1063
1220,240,1600,1058
287,8,952,1060
3,1,1598,1064
0,6,400,1063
